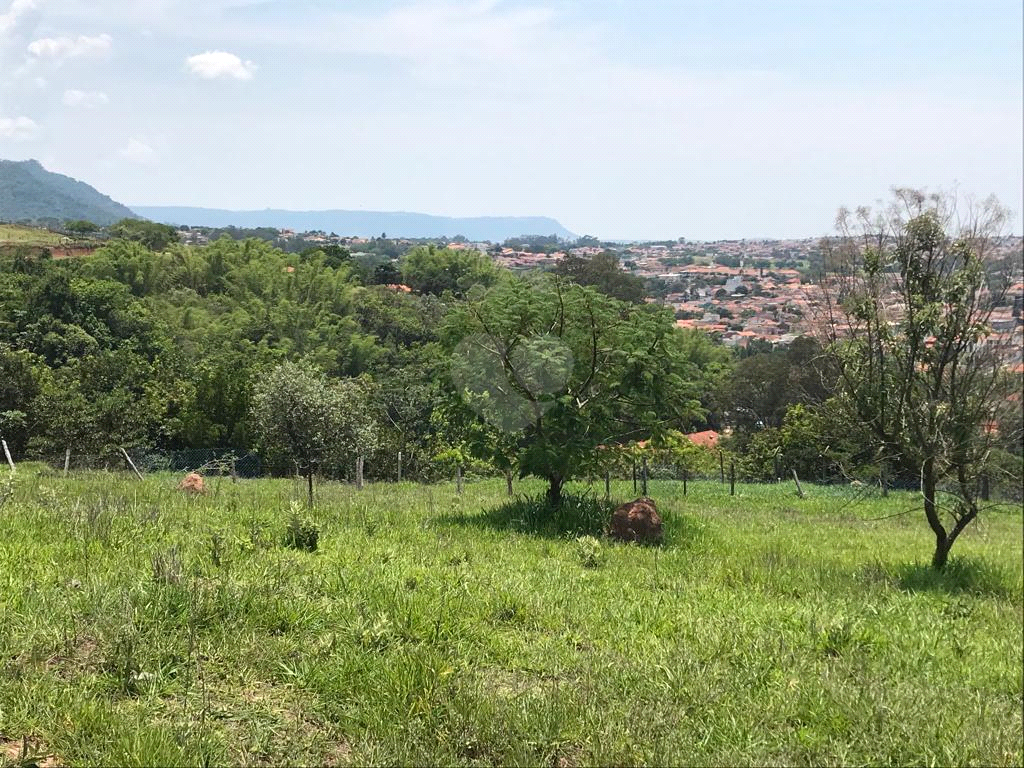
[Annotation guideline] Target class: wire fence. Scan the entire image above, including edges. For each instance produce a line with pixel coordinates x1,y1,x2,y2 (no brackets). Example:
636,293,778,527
9,445,1022,505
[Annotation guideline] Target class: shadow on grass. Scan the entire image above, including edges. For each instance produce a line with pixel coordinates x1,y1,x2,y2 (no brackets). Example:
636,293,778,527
435,490,709,548
894,558,1020,600
435,491,613,539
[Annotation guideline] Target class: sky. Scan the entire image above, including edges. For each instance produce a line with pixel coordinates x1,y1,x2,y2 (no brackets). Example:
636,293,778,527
0,0,1021,240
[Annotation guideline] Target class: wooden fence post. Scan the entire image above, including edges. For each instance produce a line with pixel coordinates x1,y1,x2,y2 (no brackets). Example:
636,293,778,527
64,447,71,477
356,456,364,490
641,456,648,497
456,465,463,495
632,459,637,494
1,439,15,474
119,447,144,481
682,467,687,496
604,470,610,500
719,452,725,483
729,461,735,496
791,469,804,498
397,451,402,483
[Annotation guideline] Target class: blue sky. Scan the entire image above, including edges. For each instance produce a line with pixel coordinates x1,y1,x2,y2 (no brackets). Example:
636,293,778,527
1,0,1021,239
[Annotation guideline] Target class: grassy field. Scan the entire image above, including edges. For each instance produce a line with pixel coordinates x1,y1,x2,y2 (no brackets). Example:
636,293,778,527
1,471,1021,766
0,224,67,247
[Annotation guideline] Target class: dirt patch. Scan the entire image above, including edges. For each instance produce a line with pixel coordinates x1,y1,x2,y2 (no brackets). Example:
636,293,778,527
45,636,99,678
323,739,353,767
1,735,60,768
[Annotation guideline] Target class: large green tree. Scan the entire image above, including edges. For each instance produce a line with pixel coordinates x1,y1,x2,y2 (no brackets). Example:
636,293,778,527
821,188,1018,569
446,274,713,505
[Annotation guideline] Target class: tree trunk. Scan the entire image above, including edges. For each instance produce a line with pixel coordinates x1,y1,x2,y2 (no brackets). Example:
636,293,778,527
932,536,952,570
505,471,514,497
306,470,314,508
546,474,564,507
922,458,948,570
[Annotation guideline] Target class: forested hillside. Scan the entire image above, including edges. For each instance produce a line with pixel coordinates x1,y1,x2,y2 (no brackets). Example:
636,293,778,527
0,159,139,225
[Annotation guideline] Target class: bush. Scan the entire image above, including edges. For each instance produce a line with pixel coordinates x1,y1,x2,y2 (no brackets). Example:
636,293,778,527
283,503,319,552
574,535,605,568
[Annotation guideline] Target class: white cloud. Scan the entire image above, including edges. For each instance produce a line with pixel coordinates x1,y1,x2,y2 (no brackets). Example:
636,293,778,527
0,0,35,36
119,138,155,162
62,88,109,107
184,50,256,80
0,114,38,140
28,33,112,59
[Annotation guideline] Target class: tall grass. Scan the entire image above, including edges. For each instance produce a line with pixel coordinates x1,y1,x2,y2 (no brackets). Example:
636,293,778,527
1,471,1021,766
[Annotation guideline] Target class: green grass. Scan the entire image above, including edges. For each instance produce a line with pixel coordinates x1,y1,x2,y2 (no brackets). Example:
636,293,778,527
1,471,1021,766
0,224,67,247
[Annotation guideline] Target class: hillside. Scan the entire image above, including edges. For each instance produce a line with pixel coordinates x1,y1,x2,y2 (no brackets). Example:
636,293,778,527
0,159,138,226
132,205,576,241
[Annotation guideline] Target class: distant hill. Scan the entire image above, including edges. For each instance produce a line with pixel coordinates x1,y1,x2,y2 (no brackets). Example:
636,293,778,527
132,206,576,242
0,159,139,226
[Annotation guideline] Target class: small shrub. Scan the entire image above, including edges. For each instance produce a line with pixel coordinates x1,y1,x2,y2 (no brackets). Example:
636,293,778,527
574,535,604,568
283,503,319,552
151,547,182,585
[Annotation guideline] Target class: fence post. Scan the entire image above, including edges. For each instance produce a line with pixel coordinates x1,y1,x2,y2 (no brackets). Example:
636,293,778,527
64,447,71,477
356,456,364,490
230,455,238,483
397,451,402,483
604,470,610,500
119,446,144,481
1,439,14,474
641,456,648,497
632,459,637,494
719,452,725,483
683,467,687,496
792,469,804,498
456,465,463,495
980,473,990,502
729,461,735,496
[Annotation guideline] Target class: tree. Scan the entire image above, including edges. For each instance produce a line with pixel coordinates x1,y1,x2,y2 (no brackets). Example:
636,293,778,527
400,245,500,297
552,251,646,303
445,274,711,505
108,219,179,252
820,188,1017,569
250,362,375,505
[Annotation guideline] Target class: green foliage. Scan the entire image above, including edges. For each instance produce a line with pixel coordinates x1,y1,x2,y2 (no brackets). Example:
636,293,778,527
249,361,376,496
0,158,138,225
446,274,715,503
552,250,646,303
826,190,1016,567
107,218,179,251
400,245,500,297
573,534,605,568
283,502,320,551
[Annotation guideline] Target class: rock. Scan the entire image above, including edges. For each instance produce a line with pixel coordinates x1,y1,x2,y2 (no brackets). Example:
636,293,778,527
609,497,663,544
178,472,206,494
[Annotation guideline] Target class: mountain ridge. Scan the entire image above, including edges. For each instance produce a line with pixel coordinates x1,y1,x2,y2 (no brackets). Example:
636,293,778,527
0,159,139,225
132,205,576,241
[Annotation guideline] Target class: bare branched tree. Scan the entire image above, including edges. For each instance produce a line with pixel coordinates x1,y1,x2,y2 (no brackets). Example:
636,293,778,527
818,188,1021,569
